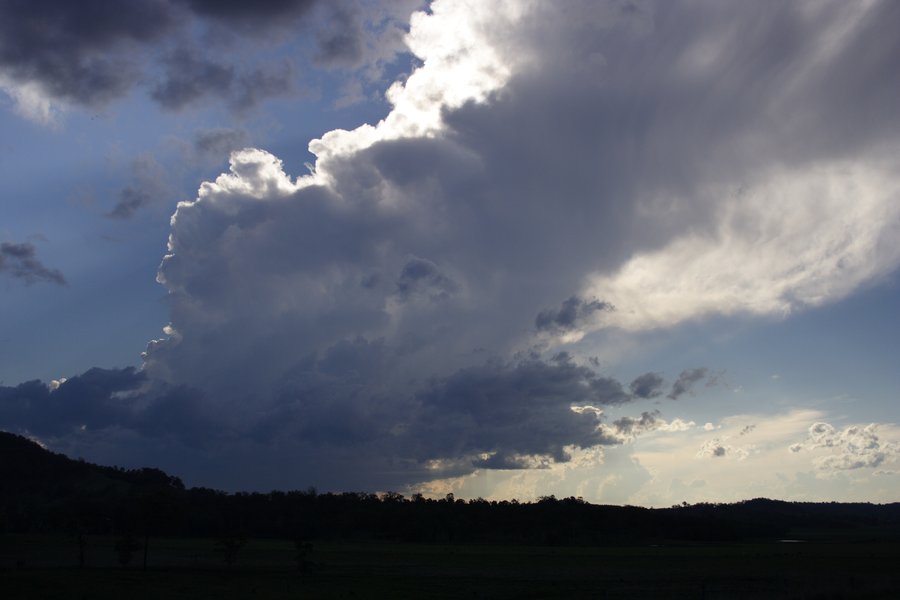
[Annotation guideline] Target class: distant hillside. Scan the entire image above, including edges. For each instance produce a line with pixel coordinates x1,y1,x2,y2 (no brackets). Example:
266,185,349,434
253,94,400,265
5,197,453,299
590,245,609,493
2,430,900,543
0,431,184,491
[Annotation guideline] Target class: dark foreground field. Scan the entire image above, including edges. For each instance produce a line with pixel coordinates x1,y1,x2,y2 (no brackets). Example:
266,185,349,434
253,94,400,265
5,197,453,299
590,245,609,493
2,535,899,599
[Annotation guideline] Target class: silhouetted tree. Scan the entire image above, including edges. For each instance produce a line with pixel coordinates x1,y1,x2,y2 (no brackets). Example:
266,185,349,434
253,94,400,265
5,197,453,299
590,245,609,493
114,534,142,567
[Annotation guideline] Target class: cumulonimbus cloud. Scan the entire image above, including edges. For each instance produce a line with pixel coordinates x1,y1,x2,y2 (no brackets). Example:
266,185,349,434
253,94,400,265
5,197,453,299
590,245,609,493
4,0,900,492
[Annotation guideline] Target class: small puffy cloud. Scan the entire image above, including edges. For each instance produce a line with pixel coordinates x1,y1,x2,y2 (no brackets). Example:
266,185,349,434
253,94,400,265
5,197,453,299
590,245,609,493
667,368,708,400
629,372,665,399
0,241,66,286
697,438,749,460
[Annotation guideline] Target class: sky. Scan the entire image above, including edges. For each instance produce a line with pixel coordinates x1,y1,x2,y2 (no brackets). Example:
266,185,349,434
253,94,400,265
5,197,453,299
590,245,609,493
2,0,900,507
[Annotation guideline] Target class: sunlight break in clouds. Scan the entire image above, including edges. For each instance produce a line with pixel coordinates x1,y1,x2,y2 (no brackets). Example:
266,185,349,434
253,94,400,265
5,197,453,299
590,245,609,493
585,161,900,331
306,0,526,170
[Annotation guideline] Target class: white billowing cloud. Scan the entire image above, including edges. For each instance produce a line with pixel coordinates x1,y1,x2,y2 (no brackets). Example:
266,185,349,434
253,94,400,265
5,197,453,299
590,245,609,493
307,0,529,170
790,422,900,474
585,160,900,331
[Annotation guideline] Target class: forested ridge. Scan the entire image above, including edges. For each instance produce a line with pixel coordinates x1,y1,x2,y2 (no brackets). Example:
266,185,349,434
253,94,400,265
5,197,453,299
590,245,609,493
3,431,900,544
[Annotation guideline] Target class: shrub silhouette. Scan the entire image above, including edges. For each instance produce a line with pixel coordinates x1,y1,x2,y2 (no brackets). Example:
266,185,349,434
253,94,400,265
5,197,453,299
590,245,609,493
216,535,246,569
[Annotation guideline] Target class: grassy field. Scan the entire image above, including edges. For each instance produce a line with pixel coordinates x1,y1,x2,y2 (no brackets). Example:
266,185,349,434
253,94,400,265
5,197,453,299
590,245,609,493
2,534,899,599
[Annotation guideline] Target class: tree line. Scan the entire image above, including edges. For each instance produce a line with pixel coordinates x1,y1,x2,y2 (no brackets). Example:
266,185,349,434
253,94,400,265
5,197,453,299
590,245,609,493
3,431,900,546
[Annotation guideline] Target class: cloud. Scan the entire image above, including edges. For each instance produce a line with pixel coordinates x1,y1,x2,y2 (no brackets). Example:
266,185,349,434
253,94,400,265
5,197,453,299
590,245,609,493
0,367,143,437
613,411,660,437
194,128,247,156
151,48,295,112
611,411,695,441
7,0,900,494
315,4,365,67
629,372,664,399
107,156,171,219
177,0,318,30
535,296,612,333
407,358,630,468
0,0,173,112
697,438,749,460
0,241,66,286
667,368,708,400
394,256,458,301
0,0,415,121
150,49,237,111
790,422,900,473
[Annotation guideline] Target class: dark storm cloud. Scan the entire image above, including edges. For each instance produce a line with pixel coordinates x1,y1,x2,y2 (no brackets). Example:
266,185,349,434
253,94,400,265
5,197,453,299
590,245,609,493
667,368,709,400
0,367,223,448
0,241,66,285
0,350,650,487
535,296,612,332
0,0,402,115
0,0,174,106
410,358,626,466
0,367,143,436
629,372,665,399
246,345,632,471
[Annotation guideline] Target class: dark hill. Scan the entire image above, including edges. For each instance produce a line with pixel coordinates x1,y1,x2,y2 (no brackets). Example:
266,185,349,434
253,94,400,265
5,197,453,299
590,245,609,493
2,430,900,543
